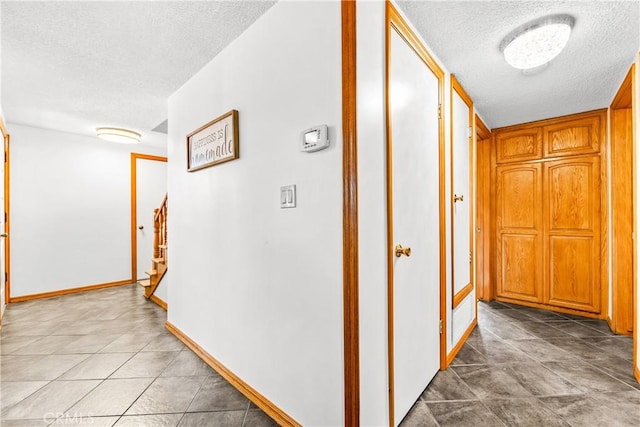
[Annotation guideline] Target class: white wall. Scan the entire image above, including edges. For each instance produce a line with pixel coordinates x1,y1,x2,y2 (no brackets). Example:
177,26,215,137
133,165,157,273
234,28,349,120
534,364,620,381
9,123,166,298
166,2,343,425
357,2,477,425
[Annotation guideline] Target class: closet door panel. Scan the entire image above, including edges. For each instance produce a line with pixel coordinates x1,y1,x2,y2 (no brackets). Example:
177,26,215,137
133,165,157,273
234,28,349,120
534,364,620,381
544,157,601,312
496,163,543,302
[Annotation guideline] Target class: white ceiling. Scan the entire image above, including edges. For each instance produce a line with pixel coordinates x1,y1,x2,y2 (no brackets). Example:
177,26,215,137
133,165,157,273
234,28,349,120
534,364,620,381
1,1,638,141
1,1,276,147
396,0,640,128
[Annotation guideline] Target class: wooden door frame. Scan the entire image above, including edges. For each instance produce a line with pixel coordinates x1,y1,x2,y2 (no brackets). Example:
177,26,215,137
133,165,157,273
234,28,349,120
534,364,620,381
130,153,167,282
475,117,491,301
385,3,446,426
341,1,359,425
0,117,10,308
450,75,474,307
610,63,636,335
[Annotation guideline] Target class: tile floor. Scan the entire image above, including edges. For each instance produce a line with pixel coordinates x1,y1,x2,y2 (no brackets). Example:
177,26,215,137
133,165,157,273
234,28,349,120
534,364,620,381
0,284,277,427
2,285,639,426
400,300,639,426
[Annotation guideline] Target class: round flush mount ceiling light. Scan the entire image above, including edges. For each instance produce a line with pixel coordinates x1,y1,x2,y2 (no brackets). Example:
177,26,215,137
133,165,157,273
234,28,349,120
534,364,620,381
96,127,141,144
500,15,575,70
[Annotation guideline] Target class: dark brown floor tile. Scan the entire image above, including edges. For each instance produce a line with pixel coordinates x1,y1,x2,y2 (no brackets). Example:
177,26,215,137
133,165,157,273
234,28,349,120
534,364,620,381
483,397,570,426
420,369,477,401
426,400,504,426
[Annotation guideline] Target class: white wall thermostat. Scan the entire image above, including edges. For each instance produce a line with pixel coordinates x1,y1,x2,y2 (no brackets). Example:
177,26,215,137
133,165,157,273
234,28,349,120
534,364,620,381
301,125,329,152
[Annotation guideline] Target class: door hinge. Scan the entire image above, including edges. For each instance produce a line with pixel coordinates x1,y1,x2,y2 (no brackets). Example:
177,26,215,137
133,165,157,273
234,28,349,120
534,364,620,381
438,104,442,120
439,319,443,334
470,251,473,264
4,272,7,283
468,126,473,138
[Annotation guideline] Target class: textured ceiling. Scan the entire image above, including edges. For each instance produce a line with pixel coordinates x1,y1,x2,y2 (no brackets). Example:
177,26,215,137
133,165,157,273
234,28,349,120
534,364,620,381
2,1,638,142
1,1,276,147
396,0,640,128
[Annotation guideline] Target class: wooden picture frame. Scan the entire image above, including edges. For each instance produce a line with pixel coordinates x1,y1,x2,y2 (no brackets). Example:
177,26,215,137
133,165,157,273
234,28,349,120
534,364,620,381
187,109,239,172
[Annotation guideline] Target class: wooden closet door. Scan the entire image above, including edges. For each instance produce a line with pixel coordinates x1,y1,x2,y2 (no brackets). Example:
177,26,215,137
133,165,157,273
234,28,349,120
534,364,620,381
544,157,601,313
496,163,543,303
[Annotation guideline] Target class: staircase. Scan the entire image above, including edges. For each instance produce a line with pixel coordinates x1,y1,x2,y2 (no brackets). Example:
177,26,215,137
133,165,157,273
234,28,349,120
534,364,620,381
139,194,168,299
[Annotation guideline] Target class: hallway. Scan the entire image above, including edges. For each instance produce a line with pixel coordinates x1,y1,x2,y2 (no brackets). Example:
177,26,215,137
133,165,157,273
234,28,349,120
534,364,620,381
1,285,639,426
401,301,639,426
0,285,276,426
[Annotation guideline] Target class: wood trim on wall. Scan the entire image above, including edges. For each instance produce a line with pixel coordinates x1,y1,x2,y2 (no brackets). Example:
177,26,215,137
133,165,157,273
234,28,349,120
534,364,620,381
610,64,636,335
341,1,359,425
150,294,167,310
450,75,474,308
386,3,446,425
10,279,131,303
166,321,301,427
4,134,10,304
130,153,168,282
446,317,477,364
475,116,492,302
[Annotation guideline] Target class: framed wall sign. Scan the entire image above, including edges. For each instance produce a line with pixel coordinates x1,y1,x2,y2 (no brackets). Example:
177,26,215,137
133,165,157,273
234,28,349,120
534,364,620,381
187,110,239,172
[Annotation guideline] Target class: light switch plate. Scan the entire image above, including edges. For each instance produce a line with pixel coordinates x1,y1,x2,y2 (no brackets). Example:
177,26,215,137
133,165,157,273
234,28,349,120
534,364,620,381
280,185,296,208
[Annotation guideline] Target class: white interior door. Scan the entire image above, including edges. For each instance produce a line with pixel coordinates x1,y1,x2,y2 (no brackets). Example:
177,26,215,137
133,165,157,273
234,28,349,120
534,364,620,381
452,91,471,296
389,28,441,424
136,157,167,280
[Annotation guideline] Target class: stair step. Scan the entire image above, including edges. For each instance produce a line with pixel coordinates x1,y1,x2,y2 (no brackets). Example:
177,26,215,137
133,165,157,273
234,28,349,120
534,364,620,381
153,257,165,264
138,279,151,287
158,245,167,249
145,269,157,276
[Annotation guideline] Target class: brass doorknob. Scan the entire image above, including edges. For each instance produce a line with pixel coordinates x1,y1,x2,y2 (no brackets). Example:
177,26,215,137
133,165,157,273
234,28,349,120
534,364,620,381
395,244,411,258
454,194,464,203
138,225,144,230
0,233,7,238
